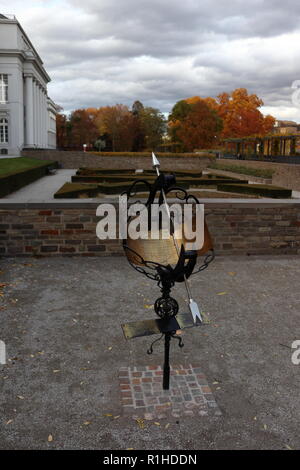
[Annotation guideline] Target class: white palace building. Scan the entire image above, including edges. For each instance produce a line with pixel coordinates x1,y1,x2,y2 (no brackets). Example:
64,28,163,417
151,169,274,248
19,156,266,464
0,14,57,155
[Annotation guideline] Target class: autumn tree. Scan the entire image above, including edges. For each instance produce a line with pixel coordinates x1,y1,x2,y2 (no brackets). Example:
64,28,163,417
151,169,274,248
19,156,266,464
176,100,222,151
168,100,193,143
95,104,137,151
216,88,275,138
56,113,67,148
68,109,98,148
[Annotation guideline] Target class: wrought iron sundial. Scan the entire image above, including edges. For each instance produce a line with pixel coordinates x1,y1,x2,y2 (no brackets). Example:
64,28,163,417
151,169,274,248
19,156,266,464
122,153,214,390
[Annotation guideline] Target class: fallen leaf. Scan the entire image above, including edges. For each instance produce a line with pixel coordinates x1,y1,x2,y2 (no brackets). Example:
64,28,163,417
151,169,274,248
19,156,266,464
103,413,113,417
144,304,154,309
114,415,120,420
228,272,236,276
48,434,53,442
53,370,60,373
165,423,170,429
6,420,13,425
285,444,293,450
263,424,267,430
154,422,160,426
136,418,145,429
217,292,227,296
108,346,113,351
17,395,24,400
83,421,91,426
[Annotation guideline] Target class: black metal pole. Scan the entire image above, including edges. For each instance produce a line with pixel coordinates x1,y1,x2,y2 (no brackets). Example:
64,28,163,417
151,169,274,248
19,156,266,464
163,332,171,390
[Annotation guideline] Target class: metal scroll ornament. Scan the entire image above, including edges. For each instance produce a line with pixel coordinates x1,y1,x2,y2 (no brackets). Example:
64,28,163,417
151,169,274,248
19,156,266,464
121,153,214,390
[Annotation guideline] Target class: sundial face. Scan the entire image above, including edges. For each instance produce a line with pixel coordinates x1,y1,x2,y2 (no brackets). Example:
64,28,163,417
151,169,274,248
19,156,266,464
125,220,213,267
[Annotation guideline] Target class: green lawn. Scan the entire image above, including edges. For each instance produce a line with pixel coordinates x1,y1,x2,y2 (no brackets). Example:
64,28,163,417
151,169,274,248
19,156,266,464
0,157,51,177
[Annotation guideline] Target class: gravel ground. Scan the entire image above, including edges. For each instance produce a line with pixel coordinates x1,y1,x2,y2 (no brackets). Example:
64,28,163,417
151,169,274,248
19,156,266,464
0,255,299,450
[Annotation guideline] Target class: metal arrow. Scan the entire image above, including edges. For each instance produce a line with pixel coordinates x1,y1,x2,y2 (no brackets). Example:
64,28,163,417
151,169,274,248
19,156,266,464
152,152,202,324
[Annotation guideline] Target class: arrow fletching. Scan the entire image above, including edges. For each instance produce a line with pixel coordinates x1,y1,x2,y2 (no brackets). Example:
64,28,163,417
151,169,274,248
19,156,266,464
189,299,203,324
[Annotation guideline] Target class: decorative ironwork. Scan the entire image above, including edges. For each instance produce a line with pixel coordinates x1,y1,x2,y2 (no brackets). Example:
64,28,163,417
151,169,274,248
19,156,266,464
122,153,215,390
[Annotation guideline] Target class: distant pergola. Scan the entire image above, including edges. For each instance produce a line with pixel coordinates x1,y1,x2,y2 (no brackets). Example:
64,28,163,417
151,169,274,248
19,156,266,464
223,135,300,158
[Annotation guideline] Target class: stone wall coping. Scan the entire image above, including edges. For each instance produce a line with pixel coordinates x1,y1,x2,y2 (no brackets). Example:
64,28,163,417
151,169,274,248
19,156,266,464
0,198,300,209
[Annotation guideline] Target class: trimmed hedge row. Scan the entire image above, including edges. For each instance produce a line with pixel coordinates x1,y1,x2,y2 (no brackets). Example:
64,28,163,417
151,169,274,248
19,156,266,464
76,167,204,178
0,160,58,198
217,183,292,198
71,174,246,186
54,181,159,198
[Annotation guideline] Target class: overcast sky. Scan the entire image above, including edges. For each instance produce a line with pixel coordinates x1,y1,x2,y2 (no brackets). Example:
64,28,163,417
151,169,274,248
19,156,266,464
2,0,300,120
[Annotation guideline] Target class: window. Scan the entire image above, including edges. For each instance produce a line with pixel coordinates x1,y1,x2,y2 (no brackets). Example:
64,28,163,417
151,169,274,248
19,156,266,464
0,75,8,103
0,118,8,143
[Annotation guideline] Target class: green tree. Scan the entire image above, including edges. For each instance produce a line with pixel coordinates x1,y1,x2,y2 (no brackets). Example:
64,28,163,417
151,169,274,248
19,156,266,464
140,107,166,150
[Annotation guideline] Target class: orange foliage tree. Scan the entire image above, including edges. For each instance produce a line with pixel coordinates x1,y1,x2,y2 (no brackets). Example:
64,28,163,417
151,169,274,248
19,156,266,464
168,89,275,150
95,104,138,151
67,109,98,148
56,113,68,148
168,98,222,150
176,100,222,151
216,88,275,138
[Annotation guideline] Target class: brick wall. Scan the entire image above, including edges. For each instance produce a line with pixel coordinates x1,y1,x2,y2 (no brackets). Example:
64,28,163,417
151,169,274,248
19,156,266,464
21,149,214,171
0,202,299,256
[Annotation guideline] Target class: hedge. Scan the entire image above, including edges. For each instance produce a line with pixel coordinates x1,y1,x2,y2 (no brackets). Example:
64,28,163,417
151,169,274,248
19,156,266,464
54,181,158,198
71,174,246,187
72,174,158,184
0,160,58,198
76,168,137,175
217,183,292,198
76,168,203,178
209,162,274,179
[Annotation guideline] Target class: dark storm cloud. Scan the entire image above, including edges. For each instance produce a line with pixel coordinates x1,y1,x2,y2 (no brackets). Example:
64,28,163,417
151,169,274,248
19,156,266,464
12,0,300,119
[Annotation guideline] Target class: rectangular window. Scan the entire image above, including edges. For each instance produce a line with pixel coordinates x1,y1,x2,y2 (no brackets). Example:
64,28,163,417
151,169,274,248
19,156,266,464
0,75,8,104
0,118,8,143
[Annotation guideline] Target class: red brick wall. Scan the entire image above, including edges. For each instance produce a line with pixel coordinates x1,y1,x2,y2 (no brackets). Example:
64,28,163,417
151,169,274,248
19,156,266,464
0,202,299,256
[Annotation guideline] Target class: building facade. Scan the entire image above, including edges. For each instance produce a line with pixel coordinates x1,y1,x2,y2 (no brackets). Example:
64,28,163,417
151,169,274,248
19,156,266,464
0,14,57,155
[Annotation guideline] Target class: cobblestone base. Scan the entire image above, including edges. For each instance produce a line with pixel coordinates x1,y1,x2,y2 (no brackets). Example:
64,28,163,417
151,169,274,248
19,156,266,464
119,365,221,420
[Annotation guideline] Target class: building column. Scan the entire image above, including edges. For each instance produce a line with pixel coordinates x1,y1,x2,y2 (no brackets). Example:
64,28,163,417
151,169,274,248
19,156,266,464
40,87,44,148
33,79,38,146
43,89,47,147
44,92,48,148
25,75,34,146
37,85,42,147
